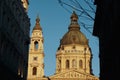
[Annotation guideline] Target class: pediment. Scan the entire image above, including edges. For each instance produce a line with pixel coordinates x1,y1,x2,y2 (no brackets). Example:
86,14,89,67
50,70,98,79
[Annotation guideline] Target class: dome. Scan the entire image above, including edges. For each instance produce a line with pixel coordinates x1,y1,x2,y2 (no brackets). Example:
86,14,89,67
33,16,42,30
60,30,88,45
60,11,88,45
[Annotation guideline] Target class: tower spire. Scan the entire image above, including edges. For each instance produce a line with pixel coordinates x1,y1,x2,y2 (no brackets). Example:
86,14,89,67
68,11,80,31
33,15,42,30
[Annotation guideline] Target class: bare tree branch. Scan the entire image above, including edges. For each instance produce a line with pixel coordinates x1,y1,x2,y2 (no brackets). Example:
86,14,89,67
58,0,96,34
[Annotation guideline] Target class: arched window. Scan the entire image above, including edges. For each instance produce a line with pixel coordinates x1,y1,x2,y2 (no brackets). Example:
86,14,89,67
34,41,38,50
59,60,61,68
32,67,37,75
66,60,69,69
72,59,77,68
88,60,90,67
79,60,83,69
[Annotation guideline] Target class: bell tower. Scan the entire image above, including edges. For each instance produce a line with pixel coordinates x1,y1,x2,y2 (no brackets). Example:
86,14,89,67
27,16,44,79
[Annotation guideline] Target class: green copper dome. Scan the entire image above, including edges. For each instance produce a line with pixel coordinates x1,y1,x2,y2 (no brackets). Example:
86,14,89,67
60,11,88,45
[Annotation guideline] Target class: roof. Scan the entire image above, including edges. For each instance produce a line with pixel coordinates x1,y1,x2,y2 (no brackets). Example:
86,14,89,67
60,11,88,45
33,16,42,30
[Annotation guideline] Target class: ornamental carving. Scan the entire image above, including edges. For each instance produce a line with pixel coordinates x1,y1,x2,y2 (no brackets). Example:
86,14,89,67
50,70,97,79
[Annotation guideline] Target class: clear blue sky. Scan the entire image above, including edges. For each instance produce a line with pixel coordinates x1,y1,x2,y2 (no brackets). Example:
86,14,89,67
28,0,99,77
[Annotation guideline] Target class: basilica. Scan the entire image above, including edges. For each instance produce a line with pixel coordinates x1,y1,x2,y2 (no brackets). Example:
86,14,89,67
27,11,99,80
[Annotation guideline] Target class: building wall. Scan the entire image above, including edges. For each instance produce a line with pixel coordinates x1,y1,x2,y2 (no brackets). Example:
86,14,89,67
49,11,99,80
21,0,29,12
93,0,120,80
0,0,30,80
56,45,91,74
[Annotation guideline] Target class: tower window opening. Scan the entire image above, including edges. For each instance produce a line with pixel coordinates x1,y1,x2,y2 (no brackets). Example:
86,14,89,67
34,41,38,50
61,46,64,50
72,59,77,68
72,46,76,49
79,60,83,69
32,67,37,75
66,60,70,69
58,60,61,69
33,57,38,61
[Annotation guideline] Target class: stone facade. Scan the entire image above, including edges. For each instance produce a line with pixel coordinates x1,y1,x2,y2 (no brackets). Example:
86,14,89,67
48,11,99,80
0,0,30,80
21,0,29,12
27,16,45,80
27,11,99,80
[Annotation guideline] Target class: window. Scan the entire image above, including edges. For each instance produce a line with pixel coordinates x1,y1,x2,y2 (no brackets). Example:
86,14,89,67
58,60,61,68
66,60,69,69
72,46,76,49
33,57,38,61
32,67,37,75
79,60,83,68
34,41,38,50
72,59,77,68
61,46,64,50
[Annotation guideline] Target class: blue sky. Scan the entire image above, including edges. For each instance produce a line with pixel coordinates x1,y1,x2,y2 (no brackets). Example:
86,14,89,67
28,0,99,77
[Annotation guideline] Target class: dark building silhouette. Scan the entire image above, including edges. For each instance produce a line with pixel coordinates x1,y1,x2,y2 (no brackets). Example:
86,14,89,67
93,0,120,80
0,0,30,80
